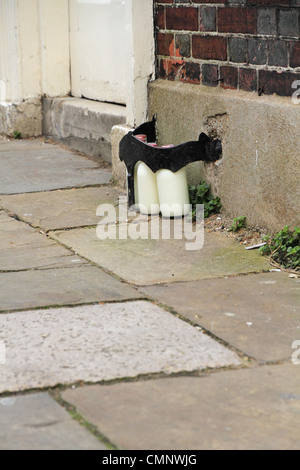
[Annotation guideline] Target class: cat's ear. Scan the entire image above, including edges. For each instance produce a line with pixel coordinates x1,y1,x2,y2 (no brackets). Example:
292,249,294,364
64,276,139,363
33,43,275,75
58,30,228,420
198,132,210,144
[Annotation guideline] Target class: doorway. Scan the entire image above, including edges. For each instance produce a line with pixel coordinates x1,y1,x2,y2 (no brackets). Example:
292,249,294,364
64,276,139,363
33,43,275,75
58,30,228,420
69,0,127,105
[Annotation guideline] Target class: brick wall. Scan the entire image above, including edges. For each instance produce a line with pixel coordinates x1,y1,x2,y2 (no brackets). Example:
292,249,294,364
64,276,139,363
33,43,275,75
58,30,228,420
154,0,300,96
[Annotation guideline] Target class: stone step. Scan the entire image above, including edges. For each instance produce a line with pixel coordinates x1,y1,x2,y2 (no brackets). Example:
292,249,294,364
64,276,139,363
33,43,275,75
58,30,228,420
43,97,126,163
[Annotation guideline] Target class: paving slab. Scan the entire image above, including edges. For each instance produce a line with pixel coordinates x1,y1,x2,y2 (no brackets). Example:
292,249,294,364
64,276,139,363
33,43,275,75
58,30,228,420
0,301,240,394
0,392,106,450
0,139,111,194
0,266,141,312
141,272,300,362
49,225,270,285
0,212,86,271
61,363,300,450
0,186,126,232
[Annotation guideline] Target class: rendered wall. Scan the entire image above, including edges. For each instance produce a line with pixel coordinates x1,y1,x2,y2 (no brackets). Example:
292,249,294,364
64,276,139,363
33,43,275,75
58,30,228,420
148,79,300,233
150,1,300,232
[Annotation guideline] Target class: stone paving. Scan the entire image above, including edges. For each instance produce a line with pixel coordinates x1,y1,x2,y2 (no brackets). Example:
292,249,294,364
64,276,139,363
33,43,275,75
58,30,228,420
0,139,111,194
0,139,299,450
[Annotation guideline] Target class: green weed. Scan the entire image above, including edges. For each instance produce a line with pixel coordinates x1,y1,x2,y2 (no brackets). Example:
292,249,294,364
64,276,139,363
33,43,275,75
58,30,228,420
13,131,22,139
189,181,222,219
229,216,247,232
259,225,300,271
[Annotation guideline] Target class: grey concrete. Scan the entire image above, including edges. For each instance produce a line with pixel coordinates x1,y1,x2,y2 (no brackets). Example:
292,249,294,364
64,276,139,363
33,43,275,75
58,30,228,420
0,139,112,194
146,80,300,232
111,124,133,189
141,272,300,362
0,98,42,138
0,186,125,231
0,301,240,394
0,393,106,450
0,266,141,312
62,364,300,450
43,97,126,162
0,211,87,271
49,224,270,285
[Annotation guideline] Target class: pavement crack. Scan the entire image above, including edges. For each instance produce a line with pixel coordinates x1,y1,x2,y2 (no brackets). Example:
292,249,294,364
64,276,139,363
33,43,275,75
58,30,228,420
49,390,119,450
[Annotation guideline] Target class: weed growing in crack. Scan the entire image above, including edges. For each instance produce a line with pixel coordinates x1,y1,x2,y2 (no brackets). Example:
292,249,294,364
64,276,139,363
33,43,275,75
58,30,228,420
229,216,247,233
189,181,222,220
260,225,300,272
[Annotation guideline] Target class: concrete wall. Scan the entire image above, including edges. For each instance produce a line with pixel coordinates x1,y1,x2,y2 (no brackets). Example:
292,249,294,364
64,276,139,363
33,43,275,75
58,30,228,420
147,79,300,233
147,1,299,233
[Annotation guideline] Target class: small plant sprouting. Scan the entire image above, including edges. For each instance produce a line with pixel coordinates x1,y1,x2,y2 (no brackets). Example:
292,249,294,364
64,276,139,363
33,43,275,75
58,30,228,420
189,181,222,220
13,131,22,140
229,216,247,232
259,225,300,272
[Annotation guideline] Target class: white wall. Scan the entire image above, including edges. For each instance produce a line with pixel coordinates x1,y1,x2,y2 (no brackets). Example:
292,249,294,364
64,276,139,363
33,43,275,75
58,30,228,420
0,0,155,127
16,0,42,100
0,0,70,102
38,0,71,97
125,0,155,126
69,0,155,126
69,0,127,104
0,0,22,102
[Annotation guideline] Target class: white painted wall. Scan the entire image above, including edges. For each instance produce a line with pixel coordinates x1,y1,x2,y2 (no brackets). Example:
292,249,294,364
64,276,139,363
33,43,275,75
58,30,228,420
69,0,127,104
38,0,71,97
0,0,22,102
69,0,155,125
125,0,155,126
16,0,42,99
0,0,70,102
0,0,154,126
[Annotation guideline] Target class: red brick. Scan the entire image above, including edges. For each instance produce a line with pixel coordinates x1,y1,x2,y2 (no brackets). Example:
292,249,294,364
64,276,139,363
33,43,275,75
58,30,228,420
154,0,172,3
158,59,167,79
218,7,257,34
157,32,174,56
166,59,185,81
220,66,238,89
202,63,219,87
179,62,201,85
166,7,199,31
239,68,257,92
247,0,290,5
259,70,300,97
193,35,227,61
199,6,216,32
194,0,225,3
290,42,300,69
175,34,191,58
155,6,165,30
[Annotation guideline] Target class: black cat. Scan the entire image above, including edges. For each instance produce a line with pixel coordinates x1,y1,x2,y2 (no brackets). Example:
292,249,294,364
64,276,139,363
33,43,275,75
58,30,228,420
119,115,222,207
